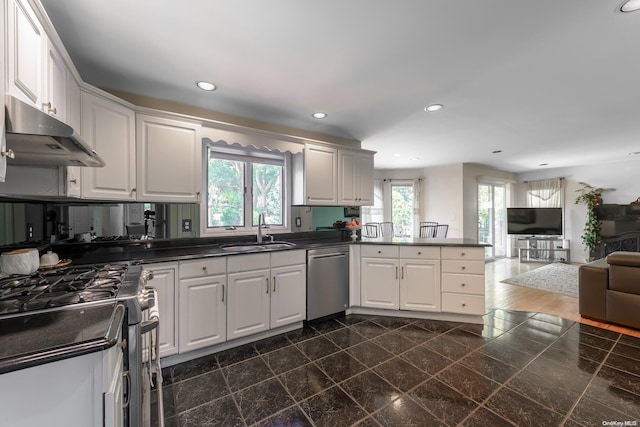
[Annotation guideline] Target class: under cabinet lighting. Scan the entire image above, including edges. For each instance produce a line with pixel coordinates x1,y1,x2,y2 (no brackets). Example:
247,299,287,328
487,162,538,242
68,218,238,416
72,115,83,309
196,81,216,91
621,0,640,12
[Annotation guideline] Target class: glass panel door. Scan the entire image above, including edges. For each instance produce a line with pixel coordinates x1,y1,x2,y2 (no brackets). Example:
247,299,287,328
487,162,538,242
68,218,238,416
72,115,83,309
391,184,414,237
478,182,506,259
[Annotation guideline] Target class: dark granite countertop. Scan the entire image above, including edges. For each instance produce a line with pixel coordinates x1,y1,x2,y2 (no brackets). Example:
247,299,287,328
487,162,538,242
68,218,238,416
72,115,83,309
0,303,124,374
359,237,490,246
48,231,489,266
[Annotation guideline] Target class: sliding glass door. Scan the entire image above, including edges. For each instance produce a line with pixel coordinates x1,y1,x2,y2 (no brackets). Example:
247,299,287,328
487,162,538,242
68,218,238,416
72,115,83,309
478,182,506,259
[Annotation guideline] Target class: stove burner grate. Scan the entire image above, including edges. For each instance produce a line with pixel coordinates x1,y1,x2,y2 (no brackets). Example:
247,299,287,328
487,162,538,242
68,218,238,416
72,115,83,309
0,263,128,316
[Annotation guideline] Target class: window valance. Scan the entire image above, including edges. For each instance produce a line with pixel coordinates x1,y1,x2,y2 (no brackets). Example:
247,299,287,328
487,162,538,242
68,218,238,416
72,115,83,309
201,127,304,155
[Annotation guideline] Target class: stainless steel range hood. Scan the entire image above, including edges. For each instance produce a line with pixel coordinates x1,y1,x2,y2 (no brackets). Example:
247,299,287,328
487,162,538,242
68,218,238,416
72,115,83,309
4,95,105,167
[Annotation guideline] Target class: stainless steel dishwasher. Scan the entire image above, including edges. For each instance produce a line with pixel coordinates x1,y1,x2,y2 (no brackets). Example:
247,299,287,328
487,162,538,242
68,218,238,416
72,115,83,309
307,245,350,320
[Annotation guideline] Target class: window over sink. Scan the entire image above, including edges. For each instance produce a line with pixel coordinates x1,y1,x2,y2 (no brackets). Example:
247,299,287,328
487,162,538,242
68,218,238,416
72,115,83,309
202,143,290,235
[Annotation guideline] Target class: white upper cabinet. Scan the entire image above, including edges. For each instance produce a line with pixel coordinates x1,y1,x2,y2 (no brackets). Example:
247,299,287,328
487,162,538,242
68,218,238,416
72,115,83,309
81,91,137,200
338,150,374,206
44,40,67,122
136,114,202,203
300,143,338,205
6,0,45,107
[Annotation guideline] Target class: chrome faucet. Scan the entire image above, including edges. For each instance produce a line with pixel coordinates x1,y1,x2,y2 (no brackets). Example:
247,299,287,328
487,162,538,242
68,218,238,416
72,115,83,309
257,212,272,243
257,212,265,243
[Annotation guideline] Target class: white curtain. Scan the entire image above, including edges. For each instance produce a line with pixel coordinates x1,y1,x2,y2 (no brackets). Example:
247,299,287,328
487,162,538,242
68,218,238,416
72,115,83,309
412,178,422,237
361,179,384,224
526,178,564,208
525,178,565,250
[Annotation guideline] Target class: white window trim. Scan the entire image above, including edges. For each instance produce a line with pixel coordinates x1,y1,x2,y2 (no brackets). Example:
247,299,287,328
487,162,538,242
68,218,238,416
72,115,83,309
200,144,292,237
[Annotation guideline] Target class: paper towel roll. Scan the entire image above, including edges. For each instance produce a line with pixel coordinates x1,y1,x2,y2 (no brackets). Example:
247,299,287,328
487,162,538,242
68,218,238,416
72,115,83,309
0,248,40,275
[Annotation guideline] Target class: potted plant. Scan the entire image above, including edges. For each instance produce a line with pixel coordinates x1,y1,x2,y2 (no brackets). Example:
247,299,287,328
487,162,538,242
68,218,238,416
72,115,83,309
575,182,614,258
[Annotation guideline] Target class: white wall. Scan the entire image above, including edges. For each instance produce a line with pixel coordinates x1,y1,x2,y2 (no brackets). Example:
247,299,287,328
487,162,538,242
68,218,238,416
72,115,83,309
422,164,464,237
517,157,640,262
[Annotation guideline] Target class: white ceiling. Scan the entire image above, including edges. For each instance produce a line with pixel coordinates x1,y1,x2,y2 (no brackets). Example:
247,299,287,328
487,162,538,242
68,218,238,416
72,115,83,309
40,0,640,172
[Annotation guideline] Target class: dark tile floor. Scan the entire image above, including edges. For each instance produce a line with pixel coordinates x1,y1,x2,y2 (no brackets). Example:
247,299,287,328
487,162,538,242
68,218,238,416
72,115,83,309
151,310,640,426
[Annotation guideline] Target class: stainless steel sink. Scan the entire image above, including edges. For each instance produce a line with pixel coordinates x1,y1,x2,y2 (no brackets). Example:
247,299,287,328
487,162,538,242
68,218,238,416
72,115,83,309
220,241,296,252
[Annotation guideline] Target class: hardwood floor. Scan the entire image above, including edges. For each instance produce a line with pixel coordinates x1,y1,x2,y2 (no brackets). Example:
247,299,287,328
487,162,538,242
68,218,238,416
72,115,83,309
485,257,640,338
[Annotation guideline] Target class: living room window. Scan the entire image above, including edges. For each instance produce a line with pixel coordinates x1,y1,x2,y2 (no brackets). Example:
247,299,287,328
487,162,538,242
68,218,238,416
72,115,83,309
203,144,288,234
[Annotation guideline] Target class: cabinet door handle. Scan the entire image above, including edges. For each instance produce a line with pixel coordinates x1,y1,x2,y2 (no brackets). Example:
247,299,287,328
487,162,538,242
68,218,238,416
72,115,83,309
1,149,15,159
273,277,276,292
42,102,52,110
221,284,225,302
266,277,269,293
401,266,404,279
122,370,131,408
69,178,77,184
395,266,398,279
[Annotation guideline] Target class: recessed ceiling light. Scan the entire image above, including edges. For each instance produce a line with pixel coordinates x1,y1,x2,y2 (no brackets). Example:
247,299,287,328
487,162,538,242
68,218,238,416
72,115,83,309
312,112,327,119
424,104,443,112
539,163,549,166
621,0,640,12
196,81,216,91
492,150,502,154
393,153,401,158
411,157,421,161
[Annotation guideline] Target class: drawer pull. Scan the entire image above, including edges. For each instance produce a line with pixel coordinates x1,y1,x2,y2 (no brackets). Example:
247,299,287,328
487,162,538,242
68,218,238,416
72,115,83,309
462,303,467,307
378,250,382,254
461,266,466,270
202,266,207,271
461,252,466,256
418,251,422,255
461,283,466,287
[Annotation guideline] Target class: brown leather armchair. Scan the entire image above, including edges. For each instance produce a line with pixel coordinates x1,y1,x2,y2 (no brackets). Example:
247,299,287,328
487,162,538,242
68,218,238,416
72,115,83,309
579,251,640,329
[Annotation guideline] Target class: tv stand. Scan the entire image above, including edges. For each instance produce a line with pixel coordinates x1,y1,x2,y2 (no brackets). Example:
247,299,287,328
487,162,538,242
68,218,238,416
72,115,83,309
518,237,570,263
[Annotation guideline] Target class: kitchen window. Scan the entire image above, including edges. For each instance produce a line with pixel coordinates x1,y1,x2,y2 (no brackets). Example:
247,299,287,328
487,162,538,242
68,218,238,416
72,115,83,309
203,144,289,234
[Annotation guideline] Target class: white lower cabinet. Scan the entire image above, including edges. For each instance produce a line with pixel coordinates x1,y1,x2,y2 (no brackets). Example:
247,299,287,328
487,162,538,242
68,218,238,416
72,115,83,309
270,251,306,328
361,257,399,309
440,247,486,315
227,251,306,341
145,262,178,357
179,258,227,352
0,329,124,427
361,245,441,312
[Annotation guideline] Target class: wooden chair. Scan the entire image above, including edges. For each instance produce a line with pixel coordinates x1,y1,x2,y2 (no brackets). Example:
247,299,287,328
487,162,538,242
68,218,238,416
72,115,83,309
434,224,449,238
419,224,437,238
378,222,394,237
362,223,379,238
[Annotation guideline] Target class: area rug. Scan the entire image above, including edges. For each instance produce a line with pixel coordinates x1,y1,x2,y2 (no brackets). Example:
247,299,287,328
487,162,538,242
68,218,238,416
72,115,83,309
501,263,579,296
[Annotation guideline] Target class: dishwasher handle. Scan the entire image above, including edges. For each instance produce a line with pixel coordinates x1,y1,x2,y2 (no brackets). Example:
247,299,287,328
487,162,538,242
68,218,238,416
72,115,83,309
308,252,347,260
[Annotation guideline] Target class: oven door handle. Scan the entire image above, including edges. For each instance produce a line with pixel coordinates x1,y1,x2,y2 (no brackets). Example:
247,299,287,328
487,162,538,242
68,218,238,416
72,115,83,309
140,318,159,334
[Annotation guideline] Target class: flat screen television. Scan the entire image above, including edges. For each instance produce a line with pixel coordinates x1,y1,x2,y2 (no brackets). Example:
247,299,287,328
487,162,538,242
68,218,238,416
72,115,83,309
506,207,563,236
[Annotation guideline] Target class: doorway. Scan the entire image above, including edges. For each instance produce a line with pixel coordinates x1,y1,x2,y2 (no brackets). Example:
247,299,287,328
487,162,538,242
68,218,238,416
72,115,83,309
478,182,507,259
